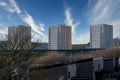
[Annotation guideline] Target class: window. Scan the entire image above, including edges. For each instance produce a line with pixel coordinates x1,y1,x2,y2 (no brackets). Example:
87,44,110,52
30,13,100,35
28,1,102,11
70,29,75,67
68,72,70,78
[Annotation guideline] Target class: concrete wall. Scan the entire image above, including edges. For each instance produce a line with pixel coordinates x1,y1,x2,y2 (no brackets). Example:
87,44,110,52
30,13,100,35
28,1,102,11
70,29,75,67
67,64,76,80
93,57,104,71
93,57,103,80
76,59,93,80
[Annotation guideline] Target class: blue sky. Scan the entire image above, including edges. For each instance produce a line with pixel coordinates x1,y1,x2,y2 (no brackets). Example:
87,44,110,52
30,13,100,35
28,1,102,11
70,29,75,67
0,0,120,44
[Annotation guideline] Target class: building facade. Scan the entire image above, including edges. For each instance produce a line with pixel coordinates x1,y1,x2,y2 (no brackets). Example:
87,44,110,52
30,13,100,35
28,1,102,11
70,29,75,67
113,38,120,47
8,25,31,49
49,25,72,50
90,24,113,48
29,57,120,80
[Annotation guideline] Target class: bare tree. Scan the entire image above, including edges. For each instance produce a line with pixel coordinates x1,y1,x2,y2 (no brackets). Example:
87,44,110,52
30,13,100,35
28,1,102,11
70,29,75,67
0,27,36,80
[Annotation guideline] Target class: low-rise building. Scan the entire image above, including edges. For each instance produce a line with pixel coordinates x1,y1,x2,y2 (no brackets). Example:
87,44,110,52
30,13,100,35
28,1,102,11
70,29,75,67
29,57,120,80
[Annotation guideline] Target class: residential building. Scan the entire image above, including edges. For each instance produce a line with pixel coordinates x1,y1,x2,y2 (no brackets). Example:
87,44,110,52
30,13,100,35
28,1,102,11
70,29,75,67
31,42,48,50
113,38,120,47
8,25,31,49
49,25,72,50
95,57,120,80
90,24,113,48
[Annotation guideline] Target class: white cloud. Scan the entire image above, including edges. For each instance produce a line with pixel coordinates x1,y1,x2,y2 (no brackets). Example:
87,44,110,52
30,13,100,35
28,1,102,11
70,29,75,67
0,0,21,14
88,0,109,24
7,15,11,20
9,0,21,14
95,6,109,22
0,0,47,42
65,7,80,35
38,22,45,32
111,20,120,38
31,32,42,42
78,0,120,44
20,11,47,41
79,32,90,44
65,7,80,44
73,32,90,44
0,1,7,7
87,0,120,39
0,29,7,35
64,6,90,44
0,25,8,35
88,0,120,24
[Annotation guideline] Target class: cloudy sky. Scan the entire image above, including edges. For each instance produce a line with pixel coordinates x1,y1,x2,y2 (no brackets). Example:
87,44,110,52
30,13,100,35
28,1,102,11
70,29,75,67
0,0,120,44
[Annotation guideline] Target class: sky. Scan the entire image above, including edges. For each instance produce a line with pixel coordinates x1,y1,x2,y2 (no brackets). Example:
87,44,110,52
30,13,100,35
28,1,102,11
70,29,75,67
0,0,120,44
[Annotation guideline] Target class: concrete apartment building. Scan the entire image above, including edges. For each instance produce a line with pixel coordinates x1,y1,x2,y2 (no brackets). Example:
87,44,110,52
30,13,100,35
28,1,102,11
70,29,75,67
90,24,113,48
8,25,31,49
49,25,72,50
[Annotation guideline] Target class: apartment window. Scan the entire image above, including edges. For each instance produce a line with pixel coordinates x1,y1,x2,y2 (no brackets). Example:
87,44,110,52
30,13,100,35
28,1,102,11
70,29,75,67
98,64,101,71
68,72,70,78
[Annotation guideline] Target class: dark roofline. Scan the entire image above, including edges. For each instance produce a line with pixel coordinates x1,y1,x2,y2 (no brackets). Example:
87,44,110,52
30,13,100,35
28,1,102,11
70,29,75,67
31,48,104,51
0,48,104,52
9,25,30,28
90,24,113,27
30,58,93,70
70,58,93,64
